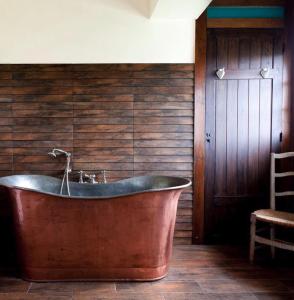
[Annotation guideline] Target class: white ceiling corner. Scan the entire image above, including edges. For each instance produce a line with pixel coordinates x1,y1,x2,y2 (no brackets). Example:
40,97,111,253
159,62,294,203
149,0,159,18
149,0,212,20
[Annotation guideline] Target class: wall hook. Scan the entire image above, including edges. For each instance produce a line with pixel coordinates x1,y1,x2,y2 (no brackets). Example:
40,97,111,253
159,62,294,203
260,67,269,79
216,68,225,80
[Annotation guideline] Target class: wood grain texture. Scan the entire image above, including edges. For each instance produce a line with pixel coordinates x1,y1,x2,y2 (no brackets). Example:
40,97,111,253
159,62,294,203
0,63,194,245
207,18,285,29
193,13,207,244
281,1,292,153
286,1,294,152
1,245,294,297
205,29,284,243
211,0,285,5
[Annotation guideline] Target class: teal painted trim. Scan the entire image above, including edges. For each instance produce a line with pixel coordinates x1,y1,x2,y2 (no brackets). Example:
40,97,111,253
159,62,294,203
207,7,284,19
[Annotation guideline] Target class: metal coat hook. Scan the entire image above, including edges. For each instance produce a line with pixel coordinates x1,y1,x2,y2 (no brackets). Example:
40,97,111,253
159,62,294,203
260,67,269,79
216,68,225,80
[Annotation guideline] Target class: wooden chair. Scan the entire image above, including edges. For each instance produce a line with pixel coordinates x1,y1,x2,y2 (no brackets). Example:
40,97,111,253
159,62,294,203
250,152,294,262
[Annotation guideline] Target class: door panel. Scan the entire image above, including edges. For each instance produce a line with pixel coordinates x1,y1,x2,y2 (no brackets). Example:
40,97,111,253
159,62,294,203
205,29,284,243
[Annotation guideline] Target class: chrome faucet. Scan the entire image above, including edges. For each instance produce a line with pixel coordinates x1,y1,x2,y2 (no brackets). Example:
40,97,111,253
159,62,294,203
77,170,107,184
77,170,85,183
77,171,97,184
48,148,71,158
85,174,97,184
48,148,71,196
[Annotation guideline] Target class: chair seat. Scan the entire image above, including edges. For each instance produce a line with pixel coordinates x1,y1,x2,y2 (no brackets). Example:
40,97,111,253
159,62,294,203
252,209,294,228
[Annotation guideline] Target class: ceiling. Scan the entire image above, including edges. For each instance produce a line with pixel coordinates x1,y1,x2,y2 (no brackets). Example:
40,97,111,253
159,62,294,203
96,0,212,19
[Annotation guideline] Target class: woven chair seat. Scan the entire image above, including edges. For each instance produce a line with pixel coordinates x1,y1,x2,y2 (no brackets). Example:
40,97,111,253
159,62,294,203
253,209,294,228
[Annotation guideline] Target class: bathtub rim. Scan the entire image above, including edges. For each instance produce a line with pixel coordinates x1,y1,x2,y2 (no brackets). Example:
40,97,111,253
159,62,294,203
0,174,191,199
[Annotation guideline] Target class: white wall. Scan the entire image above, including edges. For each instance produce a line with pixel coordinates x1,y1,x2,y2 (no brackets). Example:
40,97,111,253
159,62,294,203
0,0,210,64
151,0,211,20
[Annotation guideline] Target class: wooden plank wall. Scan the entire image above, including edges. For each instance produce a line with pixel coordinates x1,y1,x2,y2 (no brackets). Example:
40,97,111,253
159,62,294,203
287,1,294,151
0,64,194,244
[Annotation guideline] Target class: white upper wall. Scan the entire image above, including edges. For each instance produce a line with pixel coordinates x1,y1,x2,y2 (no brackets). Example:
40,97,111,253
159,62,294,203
0,0,211,64
150,0,211,20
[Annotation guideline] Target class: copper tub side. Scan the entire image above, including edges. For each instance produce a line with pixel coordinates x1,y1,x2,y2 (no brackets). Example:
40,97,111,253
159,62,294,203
0,175,191,282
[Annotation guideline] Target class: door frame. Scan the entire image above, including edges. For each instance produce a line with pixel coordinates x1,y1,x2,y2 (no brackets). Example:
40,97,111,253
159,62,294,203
192,1,290,244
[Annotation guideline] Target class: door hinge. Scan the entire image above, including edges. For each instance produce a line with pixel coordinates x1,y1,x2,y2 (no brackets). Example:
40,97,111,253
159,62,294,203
280,132,283,143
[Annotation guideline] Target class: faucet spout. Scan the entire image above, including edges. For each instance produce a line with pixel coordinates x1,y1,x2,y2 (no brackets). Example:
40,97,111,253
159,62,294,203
48,148,71,158
48,148,72,196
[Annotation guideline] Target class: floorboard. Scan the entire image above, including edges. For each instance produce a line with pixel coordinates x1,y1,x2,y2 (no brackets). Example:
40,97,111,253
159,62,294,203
0,245,293,300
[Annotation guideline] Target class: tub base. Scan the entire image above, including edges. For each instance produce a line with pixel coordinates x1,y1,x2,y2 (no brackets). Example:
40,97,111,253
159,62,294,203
21,265,169,282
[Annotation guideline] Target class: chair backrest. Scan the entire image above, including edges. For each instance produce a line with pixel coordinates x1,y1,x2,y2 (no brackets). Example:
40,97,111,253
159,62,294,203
271,152,294,210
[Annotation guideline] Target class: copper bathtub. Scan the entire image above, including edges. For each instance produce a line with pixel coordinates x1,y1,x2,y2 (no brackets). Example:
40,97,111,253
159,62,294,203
0,175,191,282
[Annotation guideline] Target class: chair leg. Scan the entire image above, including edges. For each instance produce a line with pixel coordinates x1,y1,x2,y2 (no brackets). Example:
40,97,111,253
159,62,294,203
250,215,256,263
270,224,276,259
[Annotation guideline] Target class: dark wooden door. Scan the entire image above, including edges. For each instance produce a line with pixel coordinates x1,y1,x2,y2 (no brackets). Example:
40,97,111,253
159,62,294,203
205,29,284,243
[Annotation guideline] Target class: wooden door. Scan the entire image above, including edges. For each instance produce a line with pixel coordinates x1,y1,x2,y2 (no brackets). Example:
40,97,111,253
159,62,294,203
205,29,284,243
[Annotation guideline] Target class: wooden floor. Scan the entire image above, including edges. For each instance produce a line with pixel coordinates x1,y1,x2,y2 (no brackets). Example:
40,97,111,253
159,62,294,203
0,245,294,300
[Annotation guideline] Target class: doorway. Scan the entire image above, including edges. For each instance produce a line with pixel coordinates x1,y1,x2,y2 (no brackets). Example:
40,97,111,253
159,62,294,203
204,29,284,243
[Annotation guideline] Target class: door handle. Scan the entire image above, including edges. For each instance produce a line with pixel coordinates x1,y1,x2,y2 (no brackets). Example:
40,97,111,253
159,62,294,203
206,133,211,143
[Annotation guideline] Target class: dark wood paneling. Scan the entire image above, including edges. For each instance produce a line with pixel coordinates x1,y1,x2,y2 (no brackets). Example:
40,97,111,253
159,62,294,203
205,30,284,242
132,71,194,245
194,0,289,244
0,64,194,245
193,13,207,244
207,18,284,29
0,98,13,177
211,0,285,5
286,1,294,151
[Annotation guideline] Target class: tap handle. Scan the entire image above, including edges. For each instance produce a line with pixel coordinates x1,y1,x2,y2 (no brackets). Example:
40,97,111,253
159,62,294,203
84,173,97,184
76,170,84,183
83,172,106,184
84,173,90,179
84,173,94,178
101,170,107,184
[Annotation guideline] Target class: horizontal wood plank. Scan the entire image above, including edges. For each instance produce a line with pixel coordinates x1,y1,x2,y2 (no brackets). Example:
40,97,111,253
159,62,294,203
0,63,194,245
208,18,285,29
